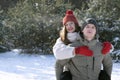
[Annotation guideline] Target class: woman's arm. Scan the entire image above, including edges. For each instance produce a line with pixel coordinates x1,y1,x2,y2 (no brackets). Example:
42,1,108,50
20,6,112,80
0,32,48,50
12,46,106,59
53,38,75,60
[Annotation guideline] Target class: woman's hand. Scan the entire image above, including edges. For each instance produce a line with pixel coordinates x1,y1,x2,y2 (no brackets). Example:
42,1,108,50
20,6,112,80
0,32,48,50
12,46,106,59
102,42,112,54
75,46,93,56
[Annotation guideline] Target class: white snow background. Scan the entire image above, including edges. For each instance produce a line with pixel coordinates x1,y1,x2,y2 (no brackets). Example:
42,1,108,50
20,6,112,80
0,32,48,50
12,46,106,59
0,49,119,80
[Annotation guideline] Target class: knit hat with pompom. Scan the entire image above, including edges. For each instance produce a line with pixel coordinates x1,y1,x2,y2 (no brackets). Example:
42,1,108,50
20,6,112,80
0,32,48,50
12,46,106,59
63,10,79,25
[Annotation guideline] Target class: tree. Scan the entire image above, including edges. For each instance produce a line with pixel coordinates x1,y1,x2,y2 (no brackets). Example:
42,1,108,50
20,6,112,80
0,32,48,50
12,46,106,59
74,0,120,51
3,0,72,54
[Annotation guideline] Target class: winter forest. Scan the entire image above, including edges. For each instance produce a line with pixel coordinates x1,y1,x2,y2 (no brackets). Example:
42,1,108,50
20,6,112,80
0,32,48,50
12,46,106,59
0,0,120,60
0,0,120,80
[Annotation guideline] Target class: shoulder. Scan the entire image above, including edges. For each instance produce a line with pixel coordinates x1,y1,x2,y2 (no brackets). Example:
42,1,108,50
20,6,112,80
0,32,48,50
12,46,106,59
96,41,102,46
56,37,63,43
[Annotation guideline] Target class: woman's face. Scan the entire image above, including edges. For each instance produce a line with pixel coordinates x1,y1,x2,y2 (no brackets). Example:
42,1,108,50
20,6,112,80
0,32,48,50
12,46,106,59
82,24,96,40
65,21,75,33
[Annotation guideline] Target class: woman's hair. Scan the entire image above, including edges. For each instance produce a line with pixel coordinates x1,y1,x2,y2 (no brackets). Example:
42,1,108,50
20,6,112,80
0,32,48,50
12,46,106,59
60,23,81,45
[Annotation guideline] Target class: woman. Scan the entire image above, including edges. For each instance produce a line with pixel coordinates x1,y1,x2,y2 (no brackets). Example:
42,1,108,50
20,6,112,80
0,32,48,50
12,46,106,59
53,18,113,80
53,10,83,80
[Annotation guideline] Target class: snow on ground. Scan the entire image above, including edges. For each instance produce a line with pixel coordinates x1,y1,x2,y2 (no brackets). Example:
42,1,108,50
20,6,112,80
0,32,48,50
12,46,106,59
0,49,120,80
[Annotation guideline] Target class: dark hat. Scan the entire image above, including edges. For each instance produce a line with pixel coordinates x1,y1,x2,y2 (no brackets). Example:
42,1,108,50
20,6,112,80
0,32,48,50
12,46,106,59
81,18,98,31
63,10,79,25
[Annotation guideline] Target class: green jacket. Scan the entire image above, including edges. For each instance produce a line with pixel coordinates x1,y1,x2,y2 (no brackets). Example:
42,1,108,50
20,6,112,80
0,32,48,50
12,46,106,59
66,39,113,80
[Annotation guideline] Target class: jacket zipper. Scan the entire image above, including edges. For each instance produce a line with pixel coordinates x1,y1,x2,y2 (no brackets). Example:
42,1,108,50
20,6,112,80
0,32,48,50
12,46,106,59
93,57,95,70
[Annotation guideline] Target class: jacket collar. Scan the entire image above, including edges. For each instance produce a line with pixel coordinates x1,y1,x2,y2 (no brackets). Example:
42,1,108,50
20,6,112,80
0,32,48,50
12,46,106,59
81,39,98,46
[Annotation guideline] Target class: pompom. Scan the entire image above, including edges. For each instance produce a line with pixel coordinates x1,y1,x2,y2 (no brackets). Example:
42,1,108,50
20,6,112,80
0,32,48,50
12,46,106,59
66,10,73,15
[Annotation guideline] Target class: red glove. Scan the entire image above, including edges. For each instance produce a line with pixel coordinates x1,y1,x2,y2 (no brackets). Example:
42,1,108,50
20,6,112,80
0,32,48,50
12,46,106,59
75,46,93,56
102,42,112,54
